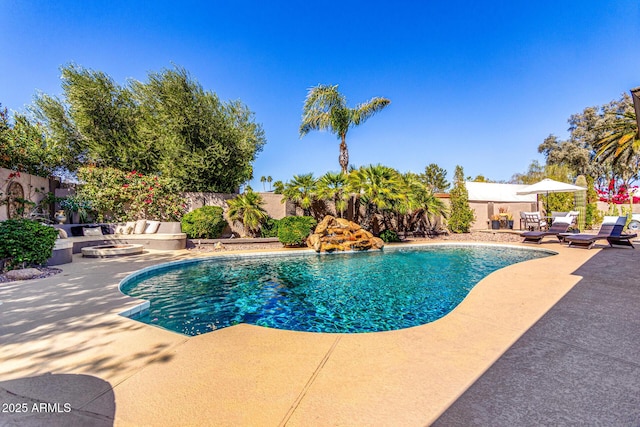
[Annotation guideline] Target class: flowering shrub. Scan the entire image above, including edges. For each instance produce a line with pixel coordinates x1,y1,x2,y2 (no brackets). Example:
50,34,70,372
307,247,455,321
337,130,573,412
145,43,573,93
596,179,639,204
76,167,186,221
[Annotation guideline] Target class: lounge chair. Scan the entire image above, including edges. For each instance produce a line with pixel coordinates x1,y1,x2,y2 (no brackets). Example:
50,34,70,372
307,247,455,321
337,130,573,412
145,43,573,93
520,216,572,244
563,216,637,249
520,211,548,231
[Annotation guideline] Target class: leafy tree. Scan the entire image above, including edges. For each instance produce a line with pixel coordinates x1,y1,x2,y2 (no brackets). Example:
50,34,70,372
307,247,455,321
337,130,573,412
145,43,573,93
282,173,318,217
0,105,71,176
299,84,390,173
420,163,449,192
510,160,545,185
316,171,349,218
539,94,637,189
33,64,266,192
226,189,268,237
448,165,475,233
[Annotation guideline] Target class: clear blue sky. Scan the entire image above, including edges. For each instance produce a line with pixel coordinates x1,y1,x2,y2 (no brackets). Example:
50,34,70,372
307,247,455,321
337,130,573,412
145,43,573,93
2,1,639,188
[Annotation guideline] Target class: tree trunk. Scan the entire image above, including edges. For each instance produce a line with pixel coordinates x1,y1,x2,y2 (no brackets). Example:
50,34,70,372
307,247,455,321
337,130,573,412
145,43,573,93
339,135,349,174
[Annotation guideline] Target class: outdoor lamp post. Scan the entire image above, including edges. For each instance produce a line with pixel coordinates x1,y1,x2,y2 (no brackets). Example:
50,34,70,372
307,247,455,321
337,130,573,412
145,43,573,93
632,87,640,138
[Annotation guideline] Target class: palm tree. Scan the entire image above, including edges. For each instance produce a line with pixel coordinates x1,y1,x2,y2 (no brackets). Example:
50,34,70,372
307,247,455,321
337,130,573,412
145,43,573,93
593,109,639,173
398,172,448,233
316,171,349,218
299,84,390,173
273,180,284,194
260,176,267,191
282,173,317,216
266,176,273,191
348,164,402,231
226,189,268,237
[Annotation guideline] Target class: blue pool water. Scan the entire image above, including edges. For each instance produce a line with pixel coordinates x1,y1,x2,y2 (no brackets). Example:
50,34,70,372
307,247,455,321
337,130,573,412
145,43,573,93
120,245,551,335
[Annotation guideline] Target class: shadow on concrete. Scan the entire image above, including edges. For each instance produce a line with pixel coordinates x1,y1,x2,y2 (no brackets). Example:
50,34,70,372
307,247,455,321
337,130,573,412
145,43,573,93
0,373,115,426
0,252,188,381
433,246,640,426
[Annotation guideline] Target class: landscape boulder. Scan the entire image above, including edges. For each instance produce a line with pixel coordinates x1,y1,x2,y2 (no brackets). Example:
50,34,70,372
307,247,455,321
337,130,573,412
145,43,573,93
306,216,384,253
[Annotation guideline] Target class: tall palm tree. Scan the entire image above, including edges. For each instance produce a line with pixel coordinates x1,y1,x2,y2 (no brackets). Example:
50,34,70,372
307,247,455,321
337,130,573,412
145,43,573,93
282,173,317,217
299,84,390,173
226,189,268,237
316,171,349,218
260,176,267,191
266,176,273,191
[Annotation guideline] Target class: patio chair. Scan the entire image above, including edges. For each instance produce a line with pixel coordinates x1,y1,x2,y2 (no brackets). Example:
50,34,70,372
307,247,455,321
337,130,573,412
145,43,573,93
521,212,548,231
520,216,572,244
563,216,637,249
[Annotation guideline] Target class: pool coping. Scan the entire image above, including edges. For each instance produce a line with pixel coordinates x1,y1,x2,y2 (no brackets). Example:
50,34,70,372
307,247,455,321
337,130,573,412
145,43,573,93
0,241,600,426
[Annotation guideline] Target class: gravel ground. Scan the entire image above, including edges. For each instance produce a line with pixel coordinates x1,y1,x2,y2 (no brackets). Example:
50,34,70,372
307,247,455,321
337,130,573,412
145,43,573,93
187,231,523,253
1,231,523,283
0,267,62,284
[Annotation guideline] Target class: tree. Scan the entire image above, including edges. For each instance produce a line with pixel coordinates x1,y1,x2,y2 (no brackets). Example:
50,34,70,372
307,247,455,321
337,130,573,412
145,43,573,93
348,164,403,231
0,104,72,176
282,173,318,216
260,176,267,191
33,64,266,192
510,160,545,184
592,99,639,179
273,180,284,194
448,165,475,233
420,163,449,193
226,189,268,237
398,172,448,233
316,171,349,218
266,176,273,191
299,84,390,173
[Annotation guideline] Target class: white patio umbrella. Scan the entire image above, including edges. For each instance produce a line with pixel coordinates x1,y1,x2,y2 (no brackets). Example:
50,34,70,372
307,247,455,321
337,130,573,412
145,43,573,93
516,178,587,213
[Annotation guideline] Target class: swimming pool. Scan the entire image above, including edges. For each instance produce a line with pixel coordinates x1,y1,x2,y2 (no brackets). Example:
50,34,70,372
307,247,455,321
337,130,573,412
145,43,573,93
119,244,552,335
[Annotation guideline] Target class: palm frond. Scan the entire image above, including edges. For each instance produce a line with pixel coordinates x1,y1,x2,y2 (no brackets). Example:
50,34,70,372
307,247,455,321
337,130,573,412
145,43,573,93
352,97,391,125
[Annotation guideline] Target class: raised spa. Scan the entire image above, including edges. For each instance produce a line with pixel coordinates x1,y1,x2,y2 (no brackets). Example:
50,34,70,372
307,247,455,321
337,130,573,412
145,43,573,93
119,244,551,335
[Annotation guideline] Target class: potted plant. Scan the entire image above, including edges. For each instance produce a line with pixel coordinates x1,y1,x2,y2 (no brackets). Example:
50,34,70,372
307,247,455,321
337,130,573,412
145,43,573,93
506,213,514,229
490,215,501,230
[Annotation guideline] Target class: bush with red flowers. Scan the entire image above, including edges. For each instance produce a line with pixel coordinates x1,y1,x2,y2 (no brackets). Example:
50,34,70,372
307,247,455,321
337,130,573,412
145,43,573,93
76,167,186,221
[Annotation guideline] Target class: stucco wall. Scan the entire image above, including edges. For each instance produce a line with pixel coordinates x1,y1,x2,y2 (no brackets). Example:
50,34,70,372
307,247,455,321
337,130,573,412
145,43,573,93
0,168,51,221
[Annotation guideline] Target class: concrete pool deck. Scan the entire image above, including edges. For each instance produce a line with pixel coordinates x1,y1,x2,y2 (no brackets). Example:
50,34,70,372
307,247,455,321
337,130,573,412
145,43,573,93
0,242,636,425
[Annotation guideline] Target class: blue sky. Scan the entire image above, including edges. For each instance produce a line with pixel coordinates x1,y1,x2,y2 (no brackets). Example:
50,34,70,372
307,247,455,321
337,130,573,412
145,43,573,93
2,1,639,188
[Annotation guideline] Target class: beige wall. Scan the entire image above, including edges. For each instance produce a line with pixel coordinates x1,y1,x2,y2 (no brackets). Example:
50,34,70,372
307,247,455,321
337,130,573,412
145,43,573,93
183,191,292,237
468,201,540,231
183,192,290,219
596,201,640,215
1,168,51,221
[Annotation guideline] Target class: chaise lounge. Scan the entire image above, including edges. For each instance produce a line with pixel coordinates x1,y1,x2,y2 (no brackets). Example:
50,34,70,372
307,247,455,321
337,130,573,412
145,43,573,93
520,216,572,244
563,216,637,249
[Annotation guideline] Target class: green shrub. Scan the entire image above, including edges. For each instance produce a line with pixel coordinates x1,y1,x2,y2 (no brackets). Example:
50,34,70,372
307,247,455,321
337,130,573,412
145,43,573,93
277,216,317,246
260,217,280,238
0,219,59,271
380,229,401,243
181,206,228,239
